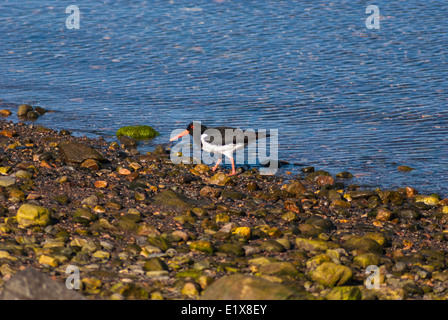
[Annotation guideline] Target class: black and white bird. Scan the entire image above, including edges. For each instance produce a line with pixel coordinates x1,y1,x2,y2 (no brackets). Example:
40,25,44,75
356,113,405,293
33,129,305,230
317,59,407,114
169,121,269,176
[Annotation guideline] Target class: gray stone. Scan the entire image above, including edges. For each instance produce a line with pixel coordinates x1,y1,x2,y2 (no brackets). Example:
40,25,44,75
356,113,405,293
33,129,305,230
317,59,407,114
58,141,105,164
0,268,86,300
200,274,311,300
0,176,16,187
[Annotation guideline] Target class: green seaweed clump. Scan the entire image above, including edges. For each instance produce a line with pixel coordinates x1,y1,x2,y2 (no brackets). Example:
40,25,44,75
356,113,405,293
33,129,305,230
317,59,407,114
116,125,160,140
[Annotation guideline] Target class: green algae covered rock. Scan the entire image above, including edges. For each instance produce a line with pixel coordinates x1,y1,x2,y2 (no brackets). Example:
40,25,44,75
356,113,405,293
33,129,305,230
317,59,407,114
116,125,160,140
16,204,51,228
209,173,234,186
326,286,362,300
190,240,215,254
309,262,353,287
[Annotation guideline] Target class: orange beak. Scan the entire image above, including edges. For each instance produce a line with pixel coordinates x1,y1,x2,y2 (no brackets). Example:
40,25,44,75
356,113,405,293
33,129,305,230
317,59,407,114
169,129,190,141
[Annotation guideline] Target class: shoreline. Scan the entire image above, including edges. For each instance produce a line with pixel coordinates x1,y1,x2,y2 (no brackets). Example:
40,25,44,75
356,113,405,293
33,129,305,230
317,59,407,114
0,111,447,300
1,100,444,198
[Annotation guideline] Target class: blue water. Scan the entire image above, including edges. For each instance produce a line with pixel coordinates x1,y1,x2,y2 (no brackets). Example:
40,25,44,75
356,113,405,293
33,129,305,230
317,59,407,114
0,0,447,196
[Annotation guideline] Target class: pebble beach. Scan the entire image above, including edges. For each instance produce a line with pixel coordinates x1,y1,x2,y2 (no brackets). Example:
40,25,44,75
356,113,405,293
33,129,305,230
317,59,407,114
0,105,447,301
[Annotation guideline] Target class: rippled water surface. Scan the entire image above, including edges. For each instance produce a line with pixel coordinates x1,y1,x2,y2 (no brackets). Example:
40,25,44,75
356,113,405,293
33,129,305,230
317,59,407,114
0,0,447,196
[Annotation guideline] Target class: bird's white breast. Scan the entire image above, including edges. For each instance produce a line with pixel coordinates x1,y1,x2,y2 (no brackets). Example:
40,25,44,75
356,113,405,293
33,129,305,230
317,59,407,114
200,133,244,157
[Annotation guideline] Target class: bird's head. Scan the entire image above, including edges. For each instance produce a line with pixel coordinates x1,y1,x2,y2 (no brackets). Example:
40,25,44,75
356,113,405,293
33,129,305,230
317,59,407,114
169,121,204,141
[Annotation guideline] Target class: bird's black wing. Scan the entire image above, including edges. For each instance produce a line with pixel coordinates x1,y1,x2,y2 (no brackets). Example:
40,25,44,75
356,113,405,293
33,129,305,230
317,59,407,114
203,126,270,146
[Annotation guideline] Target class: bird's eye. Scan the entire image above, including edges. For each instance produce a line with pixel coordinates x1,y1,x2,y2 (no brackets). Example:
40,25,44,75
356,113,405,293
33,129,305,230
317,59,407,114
191,125,194,129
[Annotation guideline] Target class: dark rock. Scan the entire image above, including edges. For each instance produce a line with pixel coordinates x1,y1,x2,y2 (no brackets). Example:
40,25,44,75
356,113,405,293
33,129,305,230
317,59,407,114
305,170,332,183
347,190,377,199
220,190,244,200
301,166,314,173
336,171,354,179
137,154,160,163
34,106,47,115
284,180,307,196
304,217,335,233
39,151,54,161
398,165,414,172
199,186,221,198
411,265,432,279
26,111,39,119
73,208,97,225
395,207,421,220
217,243,245,256
119,135,137,148
179,174,193,184
200,274,312,300
403,283,424,295
53,194,70,205
58,141,106,164
153,145,166,155
147,236,172,252
343,235,383,254
17,104,33,117
128,181,147,190
319,189,342,201
59,129,71,135
246,182,259,191
315,175,335,187
152,189,199,213
377,190,404,205
0,268,86,300
258,262,301,279
115,151,128,159
143,257,168,271
260,240,286,253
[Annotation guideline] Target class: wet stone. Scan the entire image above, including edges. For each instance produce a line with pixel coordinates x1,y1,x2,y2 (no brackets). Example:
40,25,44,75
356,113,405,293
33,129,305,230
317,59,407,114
395,207,421,220
260,240,285,253
16,204,51,228
217,243,245,256
209,173,233,186
143,257,168,272
0,268,86,300
309,262,353,287
201,274,312,300
58,141,105,164
343,235,383,254
17,104,33,117
0,176,16,187
335,171,354,179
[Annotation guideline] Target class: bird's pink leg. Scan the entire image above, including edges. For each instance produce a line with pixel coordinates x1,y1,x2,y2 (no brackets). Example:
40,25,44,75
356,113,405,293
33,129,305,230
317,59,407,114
212,158,222,172
227,156,237,176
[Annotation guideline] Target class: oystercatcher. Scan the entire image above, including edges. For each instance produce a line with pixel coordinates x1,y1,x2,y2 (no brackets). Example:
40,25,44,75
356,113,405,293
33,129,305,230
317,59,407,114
169,121,269,176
